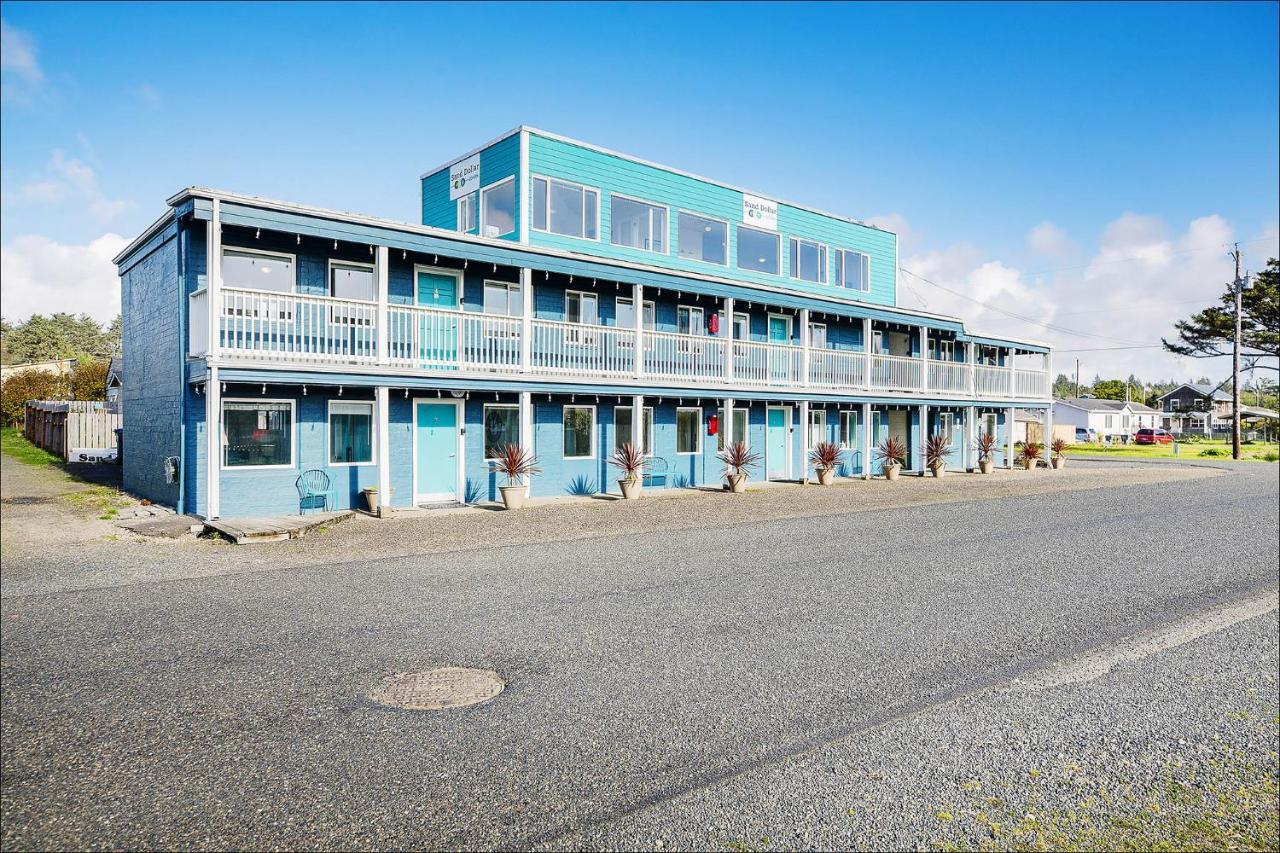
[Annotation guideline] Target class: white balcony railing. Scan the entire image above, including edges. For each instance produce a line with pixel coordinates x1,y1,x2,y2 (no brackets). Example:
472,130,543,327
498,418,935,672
198,287,1050,399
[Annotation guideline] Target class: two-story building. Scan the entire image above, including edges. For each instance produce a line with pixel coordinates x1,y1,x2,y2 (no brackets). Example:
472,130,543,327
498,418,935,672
114,127,1053,519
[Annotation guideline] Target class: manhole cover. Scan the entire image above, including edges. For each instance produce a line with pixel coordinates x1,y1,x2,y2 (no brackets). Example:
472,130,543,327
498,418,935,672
370,667,505,710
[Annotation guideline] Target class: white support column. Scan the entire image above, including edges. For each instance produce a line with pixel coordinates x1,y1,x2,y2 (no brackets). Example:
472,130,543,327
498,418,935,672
723,397,735,446
967,341,977,397
519,268,533,372
722,296,734,382
965,405,977,472
1043,405,1053,460
861,402,873,479
862,317,873,389
919,325,929,392
520,391,534,495
917,403,929,474
631,393,644,452
632,282,644,379
800,308,811,387
376,386,391,509
1006,406,1016,468
375,246,389,365
207,199,222,358
799,399,811,483
1007,347,1017,397
204,199,223,520
205,366,220,519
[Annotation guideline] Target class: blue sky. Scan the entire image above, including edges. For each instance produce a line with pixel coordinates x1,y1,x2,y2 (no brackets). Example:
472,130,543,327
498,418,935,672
2,1,1277,381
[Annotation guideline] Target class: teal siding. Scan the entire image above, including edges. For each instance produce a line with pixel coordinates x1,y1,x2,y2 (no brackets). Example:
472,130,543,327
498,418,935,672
421,133,522,239
526,132,897,306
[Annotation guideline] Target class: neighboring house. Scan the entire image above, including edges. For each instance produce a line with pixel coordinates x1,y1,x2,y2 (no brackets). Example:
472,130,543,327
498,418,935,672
1157,383,1232,436
114,126,1053,519
1052,397,1153,443
105,355,123,404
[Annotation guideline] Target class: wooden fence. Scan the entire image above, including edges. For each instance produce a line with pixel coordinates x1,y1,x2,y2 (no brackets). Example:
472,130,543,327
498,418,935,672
23,400,122,461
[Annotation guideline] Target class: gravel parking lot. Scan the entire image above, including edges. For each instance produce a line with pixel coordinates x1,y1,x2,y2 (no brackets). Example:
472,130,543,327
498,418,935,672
1,454,1276,850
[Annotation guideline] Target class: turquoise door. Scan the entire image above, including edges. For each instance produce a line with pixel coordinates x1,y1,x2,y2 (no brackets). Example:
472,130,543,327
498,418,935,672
767,316,791,381
415,402,459,501
416,269,459,366
766,407,790,479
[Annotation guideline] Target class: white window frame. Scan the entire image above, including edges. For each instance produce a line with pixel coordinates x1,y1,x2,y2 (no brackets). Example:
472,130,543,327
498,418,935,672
562,405,597,460
808,322,828,349
937,340,954,361
938,412,955,441
482,404,521,461
609,191,669,255
767,312,794,343
327,259,374,299
676,406,703,455
717,407,749,450
457,192,478,233
835,248,871,293
327,399,375,467
479,175,517,239
1104,414,1114,428
530,174,600,241
981,413,998,437
221,397,296,471
809,409,827,446
615,296,656,349
482,278,522,318
613,405,655,456
676,305,705,335
839,410,856,446
789,237,829,284
732,312,751,340
413,264,464,309
737,224,781,275
676,209,730,266
222,246,297,293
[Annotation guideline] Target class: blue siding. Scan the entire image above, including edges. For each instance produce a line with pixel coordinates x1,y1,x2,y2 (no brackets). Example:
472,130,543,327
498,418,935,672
421,133,522,239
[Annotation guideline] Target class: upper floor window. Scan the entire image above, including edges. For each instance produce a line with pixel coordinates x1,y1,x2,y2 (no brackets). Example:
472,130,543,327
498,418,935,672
835,249,870,292
564,290,599,325
223,247,294,293
329,261,374,301
481,177,516,238
677,212,728,265
808,322,827,349
615,296,655,331
737,225,780,275
610,195,667,253
483,280,521,316
457,193,478,234
676,305,704,336
789,238,827,284
531,177,599,240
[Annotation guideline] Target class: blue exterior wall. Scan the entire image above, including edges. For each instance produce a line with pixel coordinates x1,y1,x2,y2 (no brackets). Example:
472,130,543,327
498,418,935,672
421,133,521,238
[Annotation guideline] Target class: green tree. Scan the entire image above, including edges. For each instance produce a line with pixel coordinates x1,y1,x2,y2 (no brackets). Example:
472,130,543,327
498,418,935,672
0,370,66,426
1164,257,1280,373
1052,373,1078,398
1,313,115,362
67,359,108,401
1090,379,1130,401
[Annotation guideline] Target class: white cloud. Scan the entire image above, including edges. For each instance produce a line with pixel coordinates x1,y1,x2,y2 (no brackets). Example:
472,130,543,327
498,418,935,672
12,148,131,221
1026,221,1076,258
1,20,43,101
864,212,915,252
0,233,128,324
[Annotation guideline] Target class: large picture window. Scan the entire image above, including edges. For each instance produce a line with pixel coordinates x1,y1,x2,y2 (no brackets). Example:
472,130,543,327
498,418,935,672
483,405,520,459
835,249,870,292
789,238,827,283
676,407,702,455
610,195,667,253
222,248,295,292
329,401,373,465
531,176,598,239
614,296,655,331
223,400,293,468
481,177,516,238
563,406,596,459
483,280,521,316
614,406,654,455
677,212,728,265
737,225,780,274
329,261,375,301
716,408,749,450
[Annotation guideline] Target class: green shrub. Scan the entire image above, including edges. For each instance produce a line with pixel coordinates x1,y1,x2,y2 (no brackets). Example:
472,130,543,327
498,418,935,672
1198,447,1227,457
1262,451,1279,462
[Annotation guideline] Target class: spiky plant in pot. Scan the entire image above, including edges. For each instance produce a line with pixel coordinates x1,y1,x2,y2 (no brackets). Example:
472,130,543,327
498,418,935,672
717,440,762,493
1017,440,1043,471
488,444,542,509
924,432,951,478
608,442,649,499
808,441,843,485
1050,437,1069,470
875,435,907,480
975,431,998,474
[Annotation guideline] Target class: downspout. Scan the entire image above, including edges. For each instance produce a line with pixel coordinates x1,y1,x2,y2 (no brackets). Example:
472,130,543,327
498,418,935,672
175,209,186,515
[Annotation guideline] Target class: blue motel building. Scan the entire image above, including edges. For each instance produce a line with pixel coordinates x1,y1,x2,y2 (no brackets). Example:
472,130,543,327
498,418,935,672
114,127,1054,519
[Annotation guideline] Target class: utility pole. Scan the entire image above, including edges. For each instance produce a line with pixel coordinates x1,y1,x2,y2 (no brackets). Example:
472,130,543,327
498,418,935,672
1075,359,1080,398
1230,243,1243,461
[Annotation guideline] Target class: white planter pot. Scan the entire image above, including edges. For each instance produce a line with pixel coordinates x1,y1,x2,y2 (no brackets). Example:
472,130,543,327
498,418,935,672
499,484,526,510
979,459,994,475
1051,457,1065,470
619,478,642,500
727,473,746,493
883,463,900,481
929,463,945,479
816,468,834,486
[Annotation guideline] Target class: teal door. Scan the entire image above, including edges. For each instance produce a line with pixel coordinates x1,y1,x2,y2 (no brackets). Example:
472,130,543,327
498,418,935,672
766,406,790,479
767,316,791,381
416,269,460,366
415,402,459,501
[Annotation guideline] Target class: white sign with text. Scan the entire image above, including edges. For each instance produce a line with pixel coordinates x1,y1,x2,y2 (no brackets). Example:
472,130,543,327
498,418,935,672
449,154,481,200
741,193,778,231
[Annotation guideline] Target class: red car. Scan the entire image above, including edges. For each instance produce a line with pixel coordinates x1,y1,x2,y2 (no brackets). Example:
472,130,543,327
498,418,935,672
1134,428,1174,445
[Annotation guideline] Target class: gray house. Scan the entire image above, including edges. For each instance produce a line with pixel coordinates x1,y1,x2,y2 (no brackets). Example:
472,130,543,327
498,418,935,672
1156,383,1231,436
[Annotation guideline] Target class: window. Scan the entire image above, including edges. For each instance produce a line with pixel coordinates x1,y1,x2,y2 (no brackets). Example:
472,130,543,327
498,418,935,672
610,195,667,253
222,247,295,292
981,413,998,437
564,291,599,325
938,412,954,441
676,306,704,336
737,225,780,274
677,212,728,265
614,296,655,331
839,411,856,445
790,238,827,283
481,177,516,238
483,405,520,459
531,176,598,239
1122,414,1131,428
483,280,521,316
732,312,751,341
938,340,954,361
222,400,293,468
809,409,827,446
329,401,373,465
614,406,654,455
457,193,478,233
676,407,702,454
872,330,885,353
808,323,828,349
1104,415,1114,428
716,408,749,450
835,249,870,292
563,406,595,459
329,261,375,301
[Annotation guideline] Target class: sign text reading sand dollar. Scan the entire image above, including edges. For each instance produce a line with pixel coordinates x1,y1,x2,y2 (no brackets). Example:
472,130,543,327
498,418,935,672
449,154,481,201
741,194,778,231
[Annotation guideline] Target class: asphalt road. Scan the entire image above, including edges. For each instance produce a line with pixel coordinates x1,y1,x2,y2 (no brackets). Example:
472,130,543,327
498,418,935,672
2,461,1277,850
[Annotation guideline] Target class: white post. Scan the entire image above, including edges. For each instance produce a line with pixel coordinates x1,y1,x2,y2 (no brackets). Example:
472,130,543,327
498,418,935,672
205,366,220,519
862,317,873,389
520,268,533,372
632,283,645,378
918,403,929,473
967,341,977,397
965,405,977,472
1007,347,1017,397
207,199,222,358
376,386,390,509
800,308,811,387
799,399,811,482
520,390,534,495
631,393,644,452
919,325,929,392
1006,406,1016,468
861,401,873,479
375,246,389,365
722,296,734,382
723,397,735,446
1043,405,1053,460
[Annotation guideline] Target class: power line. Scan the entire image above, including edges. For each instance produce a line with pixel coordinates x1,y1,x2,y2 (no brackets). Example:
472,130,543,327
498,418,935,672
1055,345,1166,352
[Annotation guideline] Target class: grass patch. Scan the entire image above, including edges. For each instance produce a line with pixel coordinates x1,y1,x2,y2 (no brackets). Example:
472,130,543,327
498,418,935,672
63,484,130,518
0,426,63,467
1066,439,1279,462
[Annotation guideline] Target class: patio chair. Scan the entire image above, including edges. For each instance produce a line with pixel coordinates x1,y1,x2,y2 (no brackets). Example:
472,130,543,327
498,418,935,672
295,469,335,514
643,456,671,488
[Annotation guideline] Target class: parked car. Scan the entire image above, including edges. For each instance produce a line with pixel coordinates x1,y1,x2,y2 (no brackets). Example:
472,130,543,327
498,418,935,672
1134,428,1174,445
1075,427,1093,443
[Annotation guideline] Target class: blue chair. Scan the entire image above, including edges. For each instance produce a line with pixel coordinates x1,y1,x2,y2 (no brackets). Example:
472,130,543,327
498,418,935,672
643,457,671,488
295,469,335,514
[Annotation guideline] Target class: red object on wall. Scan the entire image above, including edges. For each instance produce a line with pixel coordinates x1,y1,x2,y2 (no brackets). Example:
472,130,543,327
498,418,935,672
708,312,720,335
707,414,719,436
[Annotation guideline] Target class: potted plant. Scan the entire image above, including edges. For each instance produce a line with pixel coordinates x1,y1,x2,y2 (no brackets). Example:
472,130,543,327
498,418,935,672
975,431,998,474
924,432,950,478
489,443,541,510
808,441,843,485
1050,437,1068,470
875,435,907,480
1017,440,1043,470
609,442,649,500
361,486,379,513
717,440,762,493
